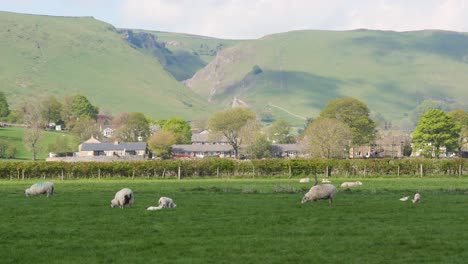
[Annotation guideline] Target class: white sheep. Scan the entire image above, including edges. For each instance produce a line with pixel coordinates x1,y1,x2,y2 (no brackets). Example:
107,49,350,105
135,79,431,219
399,196,409,201
412,192,421,204
110,188,134,208
299,177,310,183
147,197,176,211
301,184,337,205
321,178,331,183
340,181,362,188
25,182,54,197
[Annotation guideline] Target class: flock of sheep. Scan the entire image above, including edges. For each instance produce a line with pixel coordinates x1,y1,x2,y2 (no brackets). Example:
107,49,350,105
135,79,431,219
24,179,421,207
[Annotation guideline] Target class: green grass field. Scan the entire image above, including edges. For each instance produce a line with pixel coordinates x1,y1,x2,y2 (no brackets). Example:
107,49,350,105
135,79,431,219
0,127,78,160
1,178,467,263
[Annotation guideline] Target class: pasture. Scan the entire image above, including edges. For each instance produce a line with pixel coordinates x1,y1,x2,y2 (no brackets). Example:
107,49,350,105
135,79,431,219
1,178,468,263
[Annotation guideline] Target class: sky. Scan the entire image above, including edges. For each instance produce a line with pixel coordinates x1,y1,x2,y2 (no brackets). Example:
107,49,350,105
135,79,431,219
1,0,468,39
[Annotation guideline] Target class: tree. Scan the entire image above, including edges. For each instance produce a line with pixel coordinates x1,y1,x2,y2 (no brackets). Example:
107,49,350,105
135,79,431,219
23,101,44,161
0,92,10,118
267,119,295,144
70,117,100,141
63,94,99,121
48,136,76,154
147,131,177,159
413,109,461,158
410,100,443,126
402,141,412,157
40,96,63,126
320,97,376,146
448,109,468,152
302,118,353,158
244,134,273,159
208,107,257,158
162,117,192,144
114,112,150,142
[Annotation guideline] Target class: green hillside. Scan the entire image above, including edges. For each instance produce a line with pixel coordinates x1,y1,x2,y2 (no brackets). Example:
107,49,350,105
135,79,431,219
186,30,468,126
0,11,216,120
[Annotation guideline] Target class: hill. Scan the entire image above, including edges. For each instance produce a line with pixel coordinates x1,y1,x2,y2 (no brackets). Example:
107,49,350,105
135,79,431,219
186,29,468,126
0,11,216,120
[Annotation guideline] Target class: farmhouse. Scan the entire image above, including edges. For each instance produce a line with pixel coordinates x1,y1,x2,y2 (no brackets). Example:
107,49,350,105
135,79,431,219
272,144,304,158
191,130,229,145
172,144,235,158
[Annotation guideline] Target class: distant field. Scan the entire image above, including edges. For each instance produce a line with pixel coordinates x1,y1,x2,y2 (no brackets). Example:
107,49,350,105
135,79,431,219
0,127,78,160
1,178,467,263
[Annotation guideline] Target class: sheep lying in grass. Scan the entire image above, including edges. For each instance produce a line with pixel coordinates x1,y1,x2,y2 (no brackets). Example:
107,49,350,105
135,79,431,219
299,178,310,183
412,192,421,204
25,182,54,197
147,197,176,211
110,188,134,208
301,184,337,205
340,181,362,188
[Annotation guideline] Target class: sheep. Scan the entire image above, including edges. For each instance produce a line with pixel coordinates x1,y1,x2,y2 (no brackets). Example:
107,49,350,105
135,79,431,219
412,192,421,204
399,196,409,201
25,182,54,197
301,184,337,205
340,181,362,188
147,197,176,211
299,177,310,183
110,188,134,208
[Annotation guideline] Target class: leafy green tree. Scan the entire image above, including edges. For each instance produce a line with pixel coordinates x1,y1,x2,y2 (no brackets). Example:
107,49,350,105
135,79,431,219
402,141,413,157
40,96,63,125
413,109,461,158
208,107,257,158
410,100,443,126
162,117,192,144
267,119,295,143
244,134,273,159
114,112,150,142
302,118,353,158
147,131,177,159
320,97,376,146
63,94,99,121
448,109,468,152
0,92,10,118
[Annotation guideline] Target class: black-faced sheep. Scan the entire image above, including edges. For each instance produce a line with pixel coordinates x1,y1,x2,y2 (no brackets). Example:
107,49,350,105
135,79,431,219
25,182,54,197
110,188,134,208
147,197,176,211
301,184,337,205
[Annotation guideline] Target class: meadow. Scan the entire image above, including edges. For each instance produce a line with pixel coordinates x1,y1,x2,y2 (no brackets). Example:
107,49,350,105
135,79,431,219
1,178,468,263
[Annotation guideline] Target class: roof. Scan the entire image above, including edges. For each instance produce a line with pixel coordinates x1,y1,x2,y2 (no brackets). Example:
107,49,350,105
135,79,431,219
273,144,304,152
191,133,228,143
172,144,234,152
80,142,147,151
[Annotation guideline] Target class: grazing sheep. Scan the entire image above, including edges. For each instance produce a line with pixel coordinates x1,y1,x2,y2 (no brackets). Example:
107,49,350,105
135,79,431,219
25,182,54,197
110,188,134,208
340,181,362,188
299,178,310,183
412,192,421,204
301,184,337,205
399,196,409,201
147,197,176,211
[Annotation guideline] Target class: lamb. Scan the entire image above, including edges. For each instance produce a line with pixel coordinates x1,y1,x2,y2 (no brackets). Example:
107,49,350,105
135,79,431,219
25,182,54,197
399,196,409,201
301,184,337,205
412,192,421,204
340,181,362,188
147,197,176,211
299,177,310,183
110,188,134,208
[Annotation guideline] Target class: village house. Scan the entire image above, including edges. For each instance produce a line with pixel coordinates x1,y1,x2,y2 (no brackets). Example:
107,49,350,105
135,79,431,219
171,144,235,158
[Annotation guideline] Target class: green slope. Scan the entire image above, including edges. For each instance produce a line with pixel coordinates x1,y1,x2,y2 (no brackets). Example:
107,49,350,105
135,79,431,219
0,11,216,120
186,29,468,126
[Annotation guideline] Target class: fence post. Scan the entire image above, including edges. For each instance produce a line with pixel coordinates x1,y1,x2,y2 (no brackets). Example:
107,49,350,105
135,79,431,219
178,166,181,180
22,170,25,180
98,168,101,180
217,167,219,178
420,164,423,178
459,164,462,177
61,170,64,181
288,165,292,179
397,165,400,177
132,168,135,180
